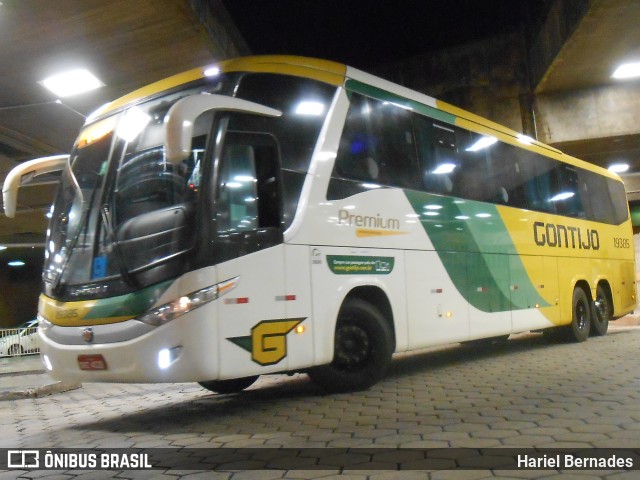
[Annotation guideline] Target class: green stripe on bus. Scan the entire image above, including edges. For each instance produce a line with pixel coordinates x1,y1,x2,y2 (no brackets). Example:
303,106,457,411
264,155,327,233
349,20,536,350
404,190,548,312
345,79,456,125
83,279,174,320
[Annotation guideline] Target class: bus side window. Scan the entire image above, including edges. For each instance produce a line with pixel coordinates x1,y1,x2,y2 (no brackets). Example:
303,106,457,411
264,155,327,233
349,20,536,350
550,164,585,218
414,118,458,195
328,93,420,199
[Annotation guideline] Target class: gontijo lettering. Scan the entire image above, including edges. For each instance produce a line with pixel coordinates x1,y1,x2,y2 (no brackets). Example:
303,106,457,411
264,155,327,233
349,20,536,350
533,221,600,250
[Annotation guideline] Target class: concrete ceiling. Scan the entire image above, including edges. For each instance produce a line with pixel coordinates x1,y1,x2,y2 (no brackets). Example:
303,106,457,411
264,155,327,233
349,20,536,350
535,0,640,94
1,0,639,246
0,0,246,245
533,0,640,199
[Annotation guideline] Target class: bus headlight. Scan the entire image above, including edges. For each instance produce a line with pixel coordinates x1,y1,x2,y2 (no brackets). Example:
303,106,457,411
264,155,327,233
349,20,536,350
137,277,238,326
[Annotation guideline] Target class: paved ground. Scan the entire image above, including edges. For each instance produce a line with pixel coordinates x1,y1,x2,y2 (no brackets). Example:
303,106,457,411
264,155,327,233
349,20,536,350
1,324,639,479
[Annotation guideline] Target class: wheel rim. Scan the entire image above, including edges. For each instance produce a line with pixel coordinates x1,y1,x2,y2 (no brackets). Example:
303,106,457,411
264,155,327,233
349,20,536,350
334,324,371,371
575,299,589,331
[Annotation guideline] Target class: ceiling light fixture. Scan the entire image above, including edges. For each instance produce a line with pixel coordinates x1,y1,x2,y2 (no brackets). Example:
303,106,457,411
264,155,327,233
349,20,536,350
41,69,104,98
611,62,640,80
608,163,629,173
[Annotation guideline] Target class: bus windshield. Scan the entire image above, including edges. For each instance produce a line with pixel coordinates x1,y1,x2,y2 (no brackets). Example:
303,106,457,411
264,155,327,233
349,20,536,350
43,71,337,299
43,75,237,298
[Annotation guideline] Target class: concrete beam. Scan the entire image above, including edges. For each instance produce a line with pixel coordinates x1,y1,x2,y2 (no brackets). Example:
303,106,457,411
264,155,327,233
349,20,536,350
535,82,640,144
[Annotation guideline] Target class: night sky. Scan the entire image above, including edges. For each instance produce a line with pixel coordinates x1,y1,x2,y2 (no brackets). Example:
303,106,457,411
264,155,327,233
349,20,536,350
222,0,551,69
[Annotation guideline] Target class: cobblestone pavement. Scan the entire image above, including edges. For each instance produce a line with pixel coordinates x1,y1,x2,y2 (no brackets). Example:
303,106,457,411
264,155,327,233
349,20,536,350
2,328,640,479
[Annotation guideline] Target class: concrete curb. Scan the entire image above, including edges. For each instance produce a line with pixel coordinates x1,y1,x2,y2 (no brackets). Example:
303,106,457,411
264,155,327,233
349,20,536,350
0,381,81,401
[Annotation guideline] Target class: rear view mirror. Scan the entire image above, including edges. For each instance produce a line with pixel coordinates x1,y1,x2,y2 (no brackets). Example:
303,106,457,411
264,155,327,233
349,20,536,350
2,154,69,218
164,94,281,163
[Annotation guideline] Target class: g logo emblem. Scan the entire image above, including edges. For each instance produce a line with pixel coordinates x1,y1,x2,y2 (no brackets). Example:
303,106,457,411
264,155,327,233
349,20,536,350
228,318,305,366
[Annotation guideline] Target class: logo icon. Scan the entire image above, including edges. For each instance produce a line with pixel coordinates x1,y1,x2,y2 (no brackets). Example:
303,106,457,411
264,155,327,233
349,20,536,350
8,450,39,468
81,327,94,343
228,318,305,366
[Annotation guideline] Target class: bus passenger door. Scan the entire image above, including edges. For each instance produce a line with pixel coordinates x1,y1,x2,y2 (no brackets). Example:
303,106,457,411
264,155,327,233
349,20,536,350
210,131,289,379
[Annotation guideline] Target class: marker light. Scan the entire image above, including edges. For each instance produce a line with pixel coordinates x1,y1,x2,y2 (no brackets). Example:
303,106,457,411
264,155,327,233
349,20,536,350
137,278,238,326
204,66,220,77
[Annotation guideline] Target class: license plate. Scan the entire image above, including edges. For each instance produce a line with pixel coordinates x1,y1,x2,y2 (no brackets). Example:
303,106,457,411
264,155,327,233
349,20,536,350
78,354,108,371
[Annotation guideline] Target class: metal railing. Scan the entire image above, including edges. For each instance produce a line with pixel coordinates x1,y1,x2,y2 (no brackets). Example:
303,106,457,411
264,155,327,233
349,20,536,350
0,326,40,357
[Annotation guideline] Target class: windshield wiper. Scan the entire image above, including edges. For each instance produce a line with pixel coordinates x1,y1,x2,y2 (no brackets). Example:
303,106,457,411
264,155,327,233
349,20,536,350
99,204,138,287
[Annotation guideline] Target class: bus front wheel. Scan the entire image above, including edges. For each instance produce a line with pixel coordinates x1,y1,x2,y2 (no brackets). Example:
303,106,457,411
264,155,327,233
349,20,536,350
198,375,259,394
308,298,394,393
566,287,591,342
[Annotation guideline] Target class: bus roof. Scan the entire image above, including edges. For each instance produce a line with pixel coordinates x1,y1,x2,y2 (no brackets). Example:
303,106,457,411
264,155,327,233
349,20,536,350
88,55,621,182
90,55,347,120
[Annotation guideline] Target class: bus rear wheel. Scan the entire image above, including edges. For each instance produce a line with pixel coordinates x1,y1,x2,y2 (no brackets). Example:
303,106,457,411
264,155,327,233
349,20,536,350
565,287,591,342
198,375,259,394
308,298,393,393
591,284,611,336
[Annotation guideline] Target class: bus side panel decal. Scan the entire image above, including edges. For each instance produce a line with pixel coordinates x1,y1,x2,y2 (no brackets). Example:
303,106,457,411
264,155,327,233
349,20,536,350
404,190,549,313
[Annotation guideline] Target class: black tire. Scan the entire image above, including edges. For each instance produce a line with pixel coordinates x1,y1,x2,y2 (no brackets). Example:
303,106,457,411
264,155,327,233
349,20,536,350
591,284,611,336
308,298,394,393
565,287,591,342
198,375,259,394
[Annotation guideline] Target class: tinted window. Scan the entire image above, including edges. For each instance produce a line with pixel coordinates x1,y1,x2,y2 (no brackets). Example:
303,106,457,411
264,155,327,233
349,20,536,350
231,74,335,227
330,94,420,196
330,89,628,225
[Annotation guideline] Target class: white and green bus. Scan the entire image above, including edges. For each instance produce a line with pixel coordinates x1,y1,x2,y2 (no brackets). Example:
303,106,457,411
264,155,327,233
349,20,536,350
3,56,636,393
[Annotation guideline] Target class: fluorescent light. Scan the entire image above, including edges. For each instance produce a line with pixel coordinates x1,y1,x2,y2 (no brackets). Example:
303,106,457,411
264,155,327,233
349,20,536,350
611,62,640,80
41,69,104,98
466,136,498,152
8,260,25,267
608,163,629,173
